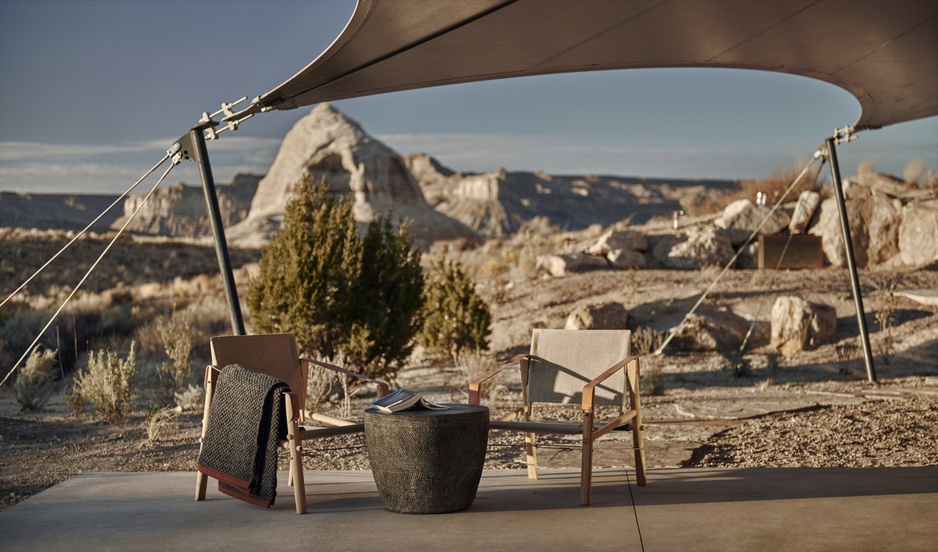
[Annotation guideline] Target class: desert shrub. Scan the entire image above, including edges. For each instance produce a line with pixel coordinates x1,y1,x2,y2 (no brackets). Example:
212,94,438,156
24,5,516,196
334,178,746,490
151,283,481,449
419,259,492,365
248,176,424,384
173,384,203,412
74,342,137,426
718,164,821,211
145,405,177,442
873,275,899,365
155,311,194,401
15,347,57,410
0,305,56,367
639,357,664,396
306,363,338,411
903,159,927,185
631,326,664,356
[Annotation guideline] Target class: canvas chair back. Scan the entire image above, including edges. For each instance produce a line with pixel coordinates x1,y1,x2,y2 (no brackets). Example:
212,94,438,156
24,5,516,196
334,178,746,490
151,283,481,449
210,334,306,416
527,329,631,406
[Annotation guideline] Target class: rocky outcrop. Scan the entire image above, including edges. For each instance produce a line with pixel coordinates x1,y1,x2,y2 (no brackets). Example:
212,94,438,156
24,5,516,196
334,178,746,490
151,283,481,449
229,103,474,247
898,199,938,266
408,151,741,239
0,192,121,232
808,180,902,267
664,226,734,269
113,175,259,237
715,199,790,235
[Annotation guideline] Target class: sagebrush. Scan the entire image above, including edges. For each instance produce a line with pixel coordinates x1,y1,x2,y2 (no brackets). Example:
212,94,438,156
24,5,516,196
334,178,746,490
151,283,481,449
15,346,57,410
74,342,137,426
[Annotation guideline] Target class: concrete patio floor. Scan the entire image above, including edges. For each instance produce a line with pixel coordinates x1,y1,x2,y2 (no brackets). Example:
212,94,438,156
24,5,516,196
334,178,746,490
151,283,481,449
1,467,935,551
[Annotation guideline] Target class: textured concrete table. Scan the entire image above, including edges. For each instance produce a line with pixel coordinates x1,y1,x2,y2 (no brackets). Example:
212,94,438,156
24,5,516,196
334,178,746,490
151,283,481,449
364,404,489,513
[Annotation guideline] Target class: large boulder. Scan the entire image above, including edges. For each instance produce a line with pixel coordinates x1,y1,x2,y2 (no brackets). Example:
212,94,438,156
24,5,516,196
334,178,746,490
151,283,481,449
770,296,837,357
536,253,608,277
715,199,790,235
565,302,629,330
607,248,647,269
663,313,743,353
665,226,735,269
789,190,821,234
808,181,901,267
898,199,938,266
584,229,648,255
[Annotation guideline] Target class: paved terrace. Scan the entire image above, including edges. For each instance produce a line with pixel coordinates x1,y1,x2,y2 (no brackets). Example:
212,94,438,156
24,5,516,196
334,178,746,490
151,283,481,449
1,467,935,551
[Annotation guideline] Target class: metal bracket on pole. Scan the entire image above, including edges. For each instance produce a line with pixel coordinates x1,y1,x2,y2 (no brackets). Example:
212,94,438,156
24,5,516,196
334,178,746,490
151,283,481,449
821,134,876,382
171,106,247,336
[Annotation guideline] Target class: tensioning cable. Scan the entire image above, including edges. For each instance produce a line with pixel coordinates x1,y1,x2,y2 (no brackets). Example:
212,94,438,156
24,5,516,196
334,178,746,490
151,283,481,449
1,155,178,387
654,150,824,355
0,153,172,310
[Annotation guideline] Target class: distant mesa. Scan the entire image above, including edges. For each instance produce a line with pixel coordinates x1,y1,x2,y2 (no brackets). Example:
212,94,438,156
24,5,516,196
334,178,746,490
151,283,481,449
4,102,742,248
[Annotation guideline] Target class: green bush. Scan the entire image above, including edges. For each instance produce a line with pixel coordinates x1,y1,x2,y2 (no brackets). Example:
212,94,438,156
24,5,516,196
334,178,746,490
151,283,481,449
248,176,425,383
15,347,57,410
74,342,137,426
248,177,361,362
418,258,492,365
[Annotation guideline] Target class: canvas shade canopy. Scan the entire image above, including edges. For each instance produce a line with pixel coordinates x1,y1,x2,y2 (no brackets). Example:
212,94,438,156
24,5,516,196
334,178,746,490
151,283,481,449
199,0,936,384
230,0,938,131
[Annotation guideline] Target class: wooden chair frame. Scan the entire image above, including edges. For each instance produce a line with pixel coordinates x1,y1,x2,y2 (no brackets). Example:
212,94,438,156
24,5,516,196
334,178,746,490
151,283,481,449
195,334,389,514
469,330,647,505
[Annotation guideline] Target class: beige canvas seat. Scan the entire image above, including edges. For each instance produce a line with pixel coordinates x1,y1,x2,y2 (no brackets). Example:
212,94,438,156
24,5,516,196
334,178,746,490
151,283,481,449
195,333,389,514
469,329,646,505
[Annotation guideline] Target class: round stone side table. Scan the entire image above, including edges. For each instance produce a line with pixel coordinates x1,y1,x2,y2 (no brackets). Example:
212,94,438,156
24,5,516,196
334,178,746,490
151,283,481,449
364,404,489,513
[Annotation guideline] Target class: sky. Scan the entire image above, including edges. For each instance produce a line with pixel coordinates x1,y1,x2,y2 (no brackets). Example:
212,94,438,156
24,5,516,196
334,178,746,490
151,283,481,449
1,0,936,195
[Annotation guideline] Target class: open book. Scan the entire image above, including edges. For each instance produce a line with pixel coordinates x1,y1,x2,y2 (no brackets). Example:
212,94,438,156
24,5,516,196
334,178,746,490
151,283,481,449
370,389,449,413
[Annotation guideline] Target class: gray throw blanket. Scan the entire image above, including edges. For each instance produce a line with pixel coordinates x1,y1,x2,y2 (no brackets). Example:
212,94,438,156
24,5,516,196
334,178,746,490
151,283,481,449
197,364,289,508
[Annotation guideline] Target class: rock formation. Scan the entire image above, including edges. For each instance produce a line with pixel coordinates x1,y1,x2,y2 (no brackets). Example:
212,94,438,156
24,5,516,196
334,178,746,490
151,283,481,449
112,175,259,237
228,103,474,247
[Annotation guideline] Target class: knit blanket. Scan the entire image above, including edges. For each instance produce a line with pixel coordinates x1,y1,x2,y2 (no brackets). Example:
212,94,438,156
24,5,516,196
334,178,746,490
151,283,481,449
197,364,289,508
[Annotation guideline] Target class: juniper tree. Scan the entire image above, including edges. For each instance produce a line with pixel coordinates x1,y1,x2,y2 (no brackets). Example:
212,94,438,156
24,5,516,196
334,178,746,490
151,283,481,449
418,258,492,365
247,176,361,362
247,176,424,382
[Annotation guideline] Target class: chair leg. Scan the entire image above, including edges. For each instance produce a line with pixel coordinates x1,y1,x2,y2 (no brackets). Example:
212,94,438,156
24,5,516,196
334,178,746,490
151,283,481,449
525,431,538,480
195,367,216,502
580,411,594,506
628,359,647,486
632,419,647,486
284,394,307,514
290,438,307,514
195,471,208,501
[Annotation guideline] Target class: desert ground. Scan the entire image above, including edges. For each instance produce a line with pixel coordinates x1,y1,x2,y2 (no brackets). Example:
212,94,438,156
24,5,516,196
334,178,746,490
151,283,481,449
1,229,937,513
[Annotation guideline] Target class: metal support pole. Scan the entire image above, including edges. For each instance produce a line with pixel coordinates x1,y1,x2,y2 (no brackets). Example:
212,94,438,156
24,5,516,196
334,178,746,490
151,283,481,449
824,137,876,382
183,125,246,336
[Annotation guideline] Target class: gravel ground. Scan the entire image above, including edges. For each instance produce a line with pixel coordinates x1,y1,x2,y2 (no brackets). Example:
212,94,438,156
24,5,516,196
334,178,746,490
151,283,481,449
3,372,936,513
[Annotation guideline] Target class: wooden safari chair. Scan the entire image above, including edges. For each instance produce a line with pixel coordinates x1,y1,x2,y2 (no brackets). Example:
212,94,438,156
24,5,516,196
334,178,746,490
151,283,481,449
195,333,389,514
469,329,647,505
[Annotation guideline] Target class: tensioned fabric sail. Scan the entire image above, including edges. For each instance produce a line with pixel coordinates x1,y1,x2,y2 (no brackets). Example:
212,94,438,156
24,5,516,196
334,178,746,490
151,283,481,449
233,0,938,131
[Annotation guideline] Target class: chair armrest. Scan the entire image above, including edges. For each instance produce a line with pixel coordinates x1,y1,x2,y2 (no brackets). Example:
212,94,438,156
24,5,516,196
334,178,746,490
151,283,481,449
204,364,221,389
301,357,391,398
582,355,640,412
469,353,528,404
